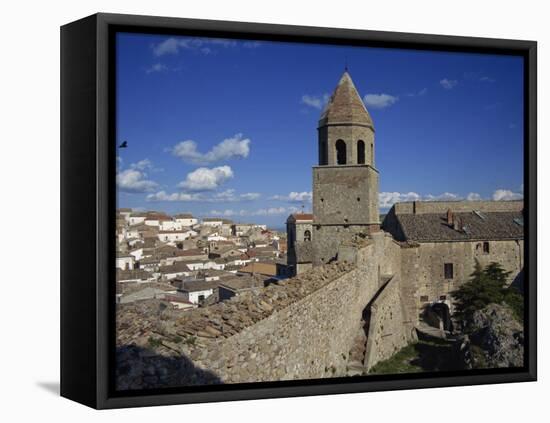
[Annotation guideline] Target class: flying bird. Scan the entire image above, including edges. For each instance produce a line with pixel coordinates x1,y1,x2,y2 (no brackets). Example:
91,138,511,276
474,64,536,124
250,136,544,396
118,140,128,148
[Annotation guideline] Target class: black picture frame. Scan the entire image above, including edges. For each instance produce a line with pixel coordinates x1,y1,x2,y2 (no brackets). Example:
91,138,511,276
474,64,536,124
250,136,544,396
60,12,537,409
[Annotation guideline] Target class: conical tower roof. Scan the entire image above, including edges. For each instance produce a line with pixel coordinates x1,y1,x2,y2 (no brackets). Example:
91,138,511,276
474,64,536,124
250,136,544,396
319,71,374,127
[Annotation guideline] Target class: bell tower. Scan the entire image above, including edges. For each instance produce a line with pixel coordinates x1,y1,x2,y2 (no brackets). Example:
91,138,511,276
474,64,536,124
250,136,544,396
312,71,380,265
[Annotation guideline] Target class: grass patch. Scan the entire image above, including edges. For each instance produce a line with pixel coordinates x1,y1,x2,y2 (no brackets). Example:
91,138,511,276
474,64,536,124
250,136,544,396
368,337,462,375
368,343,423,374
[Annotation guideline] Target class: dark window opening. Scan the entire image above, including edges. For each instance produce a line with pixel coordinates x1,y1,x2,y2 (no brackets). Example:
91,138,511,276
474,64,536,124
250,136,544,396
483,241,490,254
336,140,346,165
444,263,454,279
439,295,447,301
198,294,205,302
357,140,365,164
304,230,311,242
420,296,429,302
357,197,360,201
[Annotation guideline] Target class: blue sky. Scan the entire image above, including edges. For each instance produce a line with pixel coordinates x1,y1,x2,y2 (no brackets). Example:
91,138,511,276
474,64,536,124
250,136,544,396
116,32,524,227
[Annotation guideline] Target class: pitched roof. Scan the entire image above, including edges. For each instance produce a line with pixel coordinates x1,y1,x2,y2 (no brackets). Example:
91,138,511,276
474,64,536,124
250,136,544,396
238,262,277,276
158,262,191,273
319,71,373,127
287,213,314,223
180,280,219,292
393,211,524,242
219,276,264,291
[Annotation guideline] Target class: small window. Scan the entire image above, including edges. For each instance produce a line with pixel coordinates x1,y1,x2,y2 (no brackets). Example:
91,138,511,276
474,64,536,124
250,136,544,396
336,140,347,165
357,140,365,164
444,263,454,279
304,230,311,242
483,241,490,254
439,295,447,301
420,295,429,302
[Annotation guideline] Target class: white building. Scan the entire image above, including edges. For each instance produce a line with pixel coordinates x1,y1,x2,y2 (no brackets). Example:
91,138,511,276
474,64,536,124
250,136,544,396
179,280,218,304
128,214,146,226
207,232,228,242
202,218,224,227
129,248,144,261
175,214,199,227
116,254,135,270
159,220,183,231
185,260,225,271
157,230,194,243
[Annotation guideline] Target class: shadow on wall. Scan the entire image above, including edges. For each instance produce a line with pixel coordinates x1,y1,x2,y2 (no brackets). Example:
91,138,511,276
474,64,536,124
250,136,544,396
510,268,524,294
116,345,223,390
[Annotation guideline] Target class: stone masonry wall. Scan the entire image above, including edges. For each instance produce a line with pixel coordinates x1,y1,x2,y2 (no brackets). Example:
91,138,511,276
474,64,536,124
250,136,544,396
205,266,378,383
116,233,416,389
401,239,524,319
364,274,417,371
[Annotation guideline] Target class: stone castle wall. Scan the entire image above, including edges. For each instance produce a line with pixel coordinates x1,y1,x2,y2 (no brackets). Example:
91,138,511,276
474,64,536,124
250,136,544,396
364,274,417,370
117,235,416,389
203,266,378,383
401,239,524,318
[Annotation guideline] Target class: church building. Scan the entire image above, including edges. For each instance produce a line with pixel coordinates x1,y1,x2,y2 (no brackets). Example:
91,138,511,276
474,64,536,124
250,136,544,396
287,70,524,320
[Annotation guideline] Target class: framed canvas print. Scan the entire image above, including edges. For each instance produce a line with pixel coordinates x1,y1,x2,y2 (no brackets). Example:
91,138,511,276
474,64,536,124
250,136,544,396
60,13,537,409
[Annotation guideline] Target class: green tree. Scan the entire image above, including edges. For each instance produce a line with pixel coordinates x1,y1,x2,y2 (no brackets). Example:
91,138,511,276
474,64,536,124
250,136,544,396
451,261,523,331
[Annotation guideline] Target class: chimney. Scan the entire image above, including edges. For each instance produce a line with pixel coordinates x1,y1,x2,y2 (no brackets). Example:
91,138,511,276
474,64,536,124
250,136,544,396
446,209,453,225
453,217,461,231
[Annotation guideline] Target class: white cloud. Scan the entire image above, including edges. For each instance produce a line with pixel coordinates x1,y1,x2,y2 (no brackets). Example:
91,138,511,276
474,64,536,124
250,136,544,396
467,192,482,201
440,78,458,89
170,134,251,164
145,63,168,74
270,191,312,203
210,189,260,202
146,191,204,202
130,159,153,171
363,93,398,109
379,191,422,209
239,192,261,201
208,206,300,217
178,166,234,191
146,188,260,203
301,94,329,110
152,37,242,57
379,191,463,208
492,189,523,201
424,192,462,202
116,169,158,193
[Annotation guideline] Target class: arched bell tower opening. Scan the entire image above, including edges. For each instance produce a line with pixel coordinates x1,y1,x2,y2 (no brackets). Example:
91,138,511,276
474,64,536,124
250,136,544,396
312,70,380,265
357,140,365,164
336,140,347,165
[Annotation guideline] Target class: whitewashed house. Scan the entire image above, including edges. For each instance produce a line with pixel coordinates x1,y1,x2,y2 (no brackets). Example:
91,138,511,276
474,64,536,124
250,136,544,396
207,232,228,242
185,259,224,271
175,214,198,227
179,280,218,304
202,218,224,227
128,213,146,226
116,253,135,270
159,220,183,231
129,248,144,262
157,230,194,243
